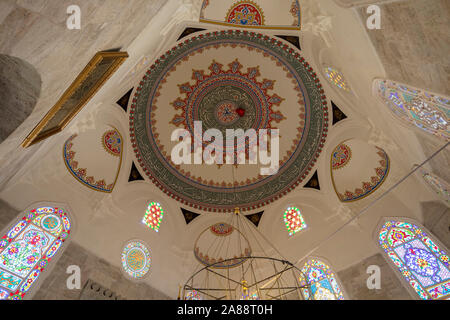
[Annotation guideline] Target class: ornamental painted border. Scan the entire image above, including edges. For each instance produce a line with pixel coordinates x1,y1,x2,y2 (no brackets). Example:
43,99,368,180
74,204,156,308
129,30,329,212
63,130,123,193
330,144,390,203
200,0,301,30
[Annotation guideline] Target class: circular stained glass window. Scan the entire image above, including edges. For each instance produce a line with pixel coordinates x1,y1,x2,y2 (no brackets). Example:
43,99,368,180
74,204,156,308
121,240,151,279
42,215,61,232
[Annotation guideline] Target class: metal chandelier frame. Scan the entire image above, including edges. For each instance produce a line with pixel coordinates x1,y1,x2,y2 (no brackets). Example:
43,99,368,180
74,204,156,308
182,202,311,300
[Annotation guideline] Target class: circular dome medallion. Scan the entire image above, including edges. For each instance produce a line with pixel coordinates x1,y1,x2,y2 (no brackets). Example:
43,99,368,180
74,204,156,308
121,241,151,279
130,30,328,212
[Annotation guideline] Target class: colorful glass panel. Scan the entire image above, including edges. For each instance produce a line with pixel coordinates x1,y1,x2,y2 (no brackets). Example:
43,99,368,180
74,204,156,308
121,241,151,279
378,80,449,139
299,259,344,300
379,220,450,300
422,171,450,204
0,206,71,300
284,207,307,236
142,202,164,232
185,290,202,300
324,67,350,91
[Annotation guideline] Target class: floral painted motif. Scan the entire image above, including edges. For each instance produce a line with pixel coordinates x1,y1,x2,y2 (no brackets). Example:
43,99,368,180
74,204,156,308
290,0,301,27
210,223,234,236
226,1,265,26
338,147,389,202
194,246,251,268
130,30,328,212
331,143,351,170
0,206,71,300
170,59,285,163
102,130,122,156
200,0,210,18
63,134,117,192
379,220,450,300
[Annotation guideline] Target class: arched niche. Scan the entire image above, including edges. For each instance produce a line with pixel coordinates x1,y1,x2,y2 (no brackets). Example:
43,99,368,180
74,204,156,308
0,54,41,143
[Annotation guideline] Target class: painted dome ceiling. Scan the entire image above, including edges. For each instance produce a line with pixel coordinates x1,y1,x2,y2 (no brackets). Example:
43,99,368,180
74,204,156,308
331,139,389,202
194,222,251,268
200,0,301,30
130,30,328,212
63,125,123,192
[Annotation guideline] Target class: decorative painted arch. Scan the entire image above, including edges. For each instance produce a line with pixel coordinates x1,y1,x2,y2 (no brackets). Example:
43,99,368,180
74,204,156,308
375,79,449,140
330,139,390,202
200,0,301,30
298,258,345,300
377,218,450,300
0,203,73,300
63,125,123,193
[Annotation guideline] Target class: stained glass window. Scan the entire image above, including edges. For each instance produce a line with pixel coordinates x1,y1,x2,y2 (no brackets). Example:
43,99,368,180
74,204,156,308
420,170,450,204
284,207,307,236
377,80,449,139
142,202,164,232
324,67,350,91
185,290,202,300
0,206,71,300
121,240,151,280
379,220,450,300
299,259,345,300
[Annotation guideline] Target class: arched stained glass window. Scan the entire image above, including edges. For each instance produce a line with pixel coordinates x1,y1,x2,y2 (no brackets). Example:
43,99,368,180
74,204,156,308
0,206,71,300
299,259,345,300
379,220,450,300
142,202,164,232
284,207,307,236
420,170,450,204
324,67,350,91
377,80,449,139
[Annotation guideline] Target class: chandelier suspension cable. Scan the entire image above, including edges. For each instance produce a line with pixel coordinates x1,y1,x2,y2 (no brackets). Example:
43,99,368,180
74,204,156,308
230,164,308,296
231,164,247,290
293,141,450,267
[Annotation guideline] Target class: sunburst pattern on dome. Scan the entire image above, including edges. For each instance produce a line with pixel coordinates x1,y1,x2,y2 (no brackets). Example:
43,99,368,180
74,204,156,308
170,59,285,162
129,30,328,212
